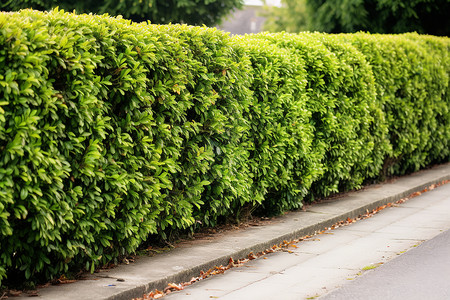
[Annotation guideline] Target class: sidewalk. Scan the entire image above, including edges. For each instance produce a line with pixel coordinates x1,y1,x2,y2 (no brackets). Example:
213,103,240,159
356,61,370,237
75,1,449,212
17,163,450,300
163,169,450,299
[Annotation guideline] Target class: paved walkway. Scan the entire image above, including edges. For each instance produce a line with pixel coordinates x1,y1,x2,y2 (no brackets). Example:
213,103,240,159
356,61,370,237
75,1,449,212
15,163,450,300
164,180,450,299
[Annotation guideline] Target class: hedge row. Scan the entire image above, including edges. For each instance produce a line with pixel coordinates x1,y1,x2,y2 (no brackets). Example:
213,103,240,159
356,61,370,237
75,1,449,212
0,9,448,286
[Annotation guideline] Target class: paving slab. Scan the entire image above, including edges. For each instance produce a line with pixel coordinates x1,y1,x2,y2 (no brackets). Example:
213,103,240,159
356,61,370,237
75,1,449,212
15,163,450,300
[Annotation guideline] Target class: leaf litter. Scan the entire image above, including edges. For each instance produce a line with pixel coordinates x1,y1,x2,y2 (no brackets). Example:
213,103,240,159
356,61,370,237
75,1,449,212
133,179,449,299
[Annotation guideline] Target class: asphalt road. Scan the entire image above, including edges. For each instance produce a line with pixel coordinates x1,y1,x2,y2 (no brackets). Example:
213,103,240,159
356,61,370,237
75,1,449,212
322,228,450,300
164,183,450,300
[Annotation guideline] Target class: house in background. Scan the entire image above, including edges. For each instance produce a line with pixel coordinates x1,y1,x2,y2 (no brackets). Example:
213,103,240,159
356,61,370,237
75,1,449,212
216,0,280,35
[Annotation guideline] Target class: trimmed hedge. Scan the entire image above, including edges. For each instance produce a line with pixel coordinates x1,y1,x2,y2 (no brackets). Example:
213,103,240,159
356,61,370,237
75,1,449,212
343,33,450,174
250,32,386,199
0,9,448,286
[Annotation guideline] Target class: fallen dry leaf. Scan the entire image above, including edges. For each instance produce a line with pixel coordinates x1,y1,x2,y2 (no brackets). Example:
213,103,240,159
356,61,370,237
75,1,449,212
167,283,183,291
26,290,39,297
8,290,22,297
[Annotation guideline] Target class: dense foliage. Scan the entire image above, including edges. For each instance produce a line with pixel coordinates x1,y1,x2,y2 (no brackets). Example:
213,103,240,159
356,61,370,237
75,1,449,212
0,9,448,287
264,0,450,36
0,0,244,26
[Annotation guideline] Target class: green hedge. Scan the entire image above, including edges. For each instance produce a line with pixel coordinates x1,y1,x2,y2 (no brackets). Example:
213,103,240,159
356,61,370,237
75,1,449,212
0,9,448,286
251,32,386,199
343,33,450,174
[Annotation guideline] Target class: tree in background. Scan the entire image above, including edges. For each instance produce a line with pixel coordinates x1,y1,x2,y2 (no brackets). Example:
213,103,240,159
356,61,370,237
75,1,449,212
1,0,244,26
263,0,308,32
264,0,449,36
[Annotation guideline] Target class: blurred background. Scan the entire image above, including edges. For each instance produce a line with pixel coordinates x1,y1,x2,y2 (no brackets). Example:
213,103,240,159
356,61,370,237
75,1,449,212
219,0,449,36
217,0,281,35
1,0,449,36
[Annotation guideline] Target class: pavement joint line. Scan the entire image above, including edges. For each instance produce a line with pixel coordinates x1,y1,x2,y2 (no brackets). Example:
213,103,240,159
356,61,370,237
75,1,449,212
15,163,450,300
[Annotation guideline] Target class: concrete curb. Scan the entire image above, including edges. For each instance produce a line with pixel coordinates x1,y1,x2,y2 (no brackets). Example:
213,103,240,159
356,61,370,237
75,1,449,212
19,163,450,300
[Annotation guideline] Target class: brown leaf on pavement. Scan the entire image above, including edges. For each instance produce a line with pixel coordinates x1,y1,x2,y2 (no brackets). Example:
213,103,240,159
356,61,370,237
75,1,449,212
168,283,183,291
26,290,39,297
8,289,22,297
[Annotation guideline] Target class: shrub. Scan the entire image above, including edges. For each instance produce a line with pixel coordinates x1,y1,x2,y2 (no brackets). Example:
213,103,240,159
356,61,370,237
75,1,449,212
0,8,253,285
0,9,448,286
341,33,450,175
234,36,315,215
149,24,254,230
250,32,383,198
